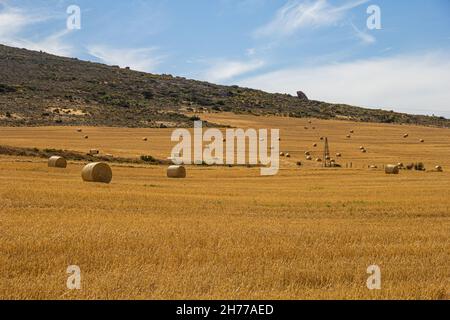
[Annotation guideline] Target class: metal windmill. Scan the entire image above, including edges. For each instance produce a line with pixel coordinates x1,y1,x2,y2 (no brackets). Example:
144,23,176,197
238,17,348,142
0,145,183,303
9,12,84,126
323,137,332,168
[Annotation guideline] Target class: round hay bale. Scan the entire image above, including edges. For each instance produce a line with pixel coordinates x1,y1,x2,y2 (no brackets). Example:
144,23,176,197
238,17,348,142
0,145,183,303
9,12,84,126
369,165,378,169
406,163,414,170
420,139,425,143
320,137,324,140
285,153,291,158
296,161,302,166
313,143,317,147
143,137,148,141
89,149,99,155
84,135,89,139
361,149,367,153
306,155,312,161
336,153,342,157
312,127,316,130
316,158,322,162
304,126,309,130
385,164,399,174
280,152,285,157
167,165,186,178
305,151,311,156
48,156,67,168
81,162,112,184
403,133,409,138
350,130,354,134
77,128,82,133
359,146,364,150
346,135,351,138
435,165,443,172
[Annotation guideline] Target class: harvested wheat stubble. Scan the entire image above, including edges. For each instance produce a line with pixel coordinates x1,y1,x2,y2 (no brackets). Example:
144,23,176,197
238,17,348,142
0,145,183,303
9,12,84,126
167,165,186,178
81,162,113,183
385,164,400,174
48,156,67,168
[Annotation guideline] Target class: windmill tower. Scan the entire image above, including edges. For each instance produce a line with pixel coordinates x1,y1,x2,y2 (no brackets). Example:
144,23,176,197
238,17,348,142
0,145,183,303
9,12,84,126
323,137,332,168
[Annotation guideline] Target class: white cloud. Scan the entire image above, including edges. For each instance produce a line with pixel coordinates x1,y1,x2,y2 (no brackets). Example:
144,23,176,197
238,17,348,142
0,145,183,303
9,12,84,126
0,4,73,56
254,0,369,37
237,52,450,117
200,59,265,83
87,45,164,72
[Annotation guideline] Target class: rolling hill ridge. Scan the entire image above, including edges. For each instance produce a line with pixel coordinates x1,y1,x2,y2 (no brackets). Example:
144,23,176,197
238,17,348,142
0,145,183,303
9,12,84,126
0,44,448,128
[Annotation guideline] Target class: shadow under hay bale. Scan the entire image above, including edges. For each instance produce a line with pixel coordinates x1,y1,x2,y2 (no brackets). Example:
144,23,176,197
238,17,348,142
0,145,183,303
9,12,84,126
48,156,67,168
81,162,112,184
167,165,186,178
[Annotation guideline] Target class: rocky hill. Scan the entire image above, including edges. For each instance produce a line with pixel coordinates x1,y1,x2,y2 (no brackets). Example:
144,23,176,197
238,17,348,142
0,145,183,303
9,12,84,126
0,44,448,128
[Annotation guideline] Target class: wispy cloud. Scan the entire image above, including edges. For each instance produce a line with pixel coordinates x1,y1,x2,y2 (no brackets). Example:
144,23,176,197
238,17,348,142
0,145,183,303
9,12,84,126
200,59,265,83
238,52,450,117
87,45,165,72
254,0,369,38
351,22,375,44
0,3,73,56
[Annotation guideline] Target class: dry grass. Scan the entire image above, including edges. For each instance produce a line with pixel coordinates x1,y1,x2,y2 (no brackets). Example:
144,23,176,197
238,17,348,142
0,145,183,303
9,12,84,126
0,114,449,300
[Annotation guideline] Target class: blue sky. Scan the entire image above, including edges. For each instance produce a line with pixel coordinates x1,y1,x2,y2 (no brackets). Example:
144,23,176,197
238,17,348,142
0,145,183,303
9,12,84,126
1,0,450,117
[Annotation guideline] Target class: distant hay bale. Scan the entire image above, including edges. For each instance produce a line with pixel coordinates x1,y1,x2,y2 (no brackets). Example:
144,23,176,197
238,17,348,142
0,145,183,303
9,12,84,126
361,149,367,153
369,165,378,169
306,155,312,161
435,165,443,172
89,149,99,155
84,135,89,139
414,162,425,171
397,162,404,169
285,153,291,158
81,162,112,184
313,143,317,147
305,151,311,156
350,130,354,134
320,137,324,140
336,153,342,157
316,158,322,162
406,163,414,170
420,139,425,143
48,156,67,168
359,146,364,150
325,156,330,160
167,165,186,178
346,134,351,138
403,133,409,138
142,137,148,141
77,128,82,132
296,161,302,166
385,164,399,174
280,152,285,157
304,126,309,130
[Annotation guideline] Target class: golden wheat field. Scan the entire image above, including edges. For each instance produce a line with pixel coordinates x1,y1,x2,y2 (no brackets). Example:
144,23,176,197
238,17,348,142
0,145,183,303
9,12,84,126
0,114,449,300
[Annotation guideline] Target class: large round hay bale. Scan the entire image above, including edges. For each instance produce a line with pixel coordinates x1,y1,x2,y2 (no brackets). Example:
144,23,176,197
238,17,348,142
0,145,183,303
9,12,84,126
336,153,342,157
285,153,291,158
306,155,312,161
313,143,317,147
167,165,186,178
385,164,399,174
403,133,409,138
346,134,351,138
142,137,148,141
81,162,112,184
77,128,82,132
435,165,443,172
84,135,89,139
48,156,67,168
280,152,285,157
420,139,425,143
305,151,311,156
